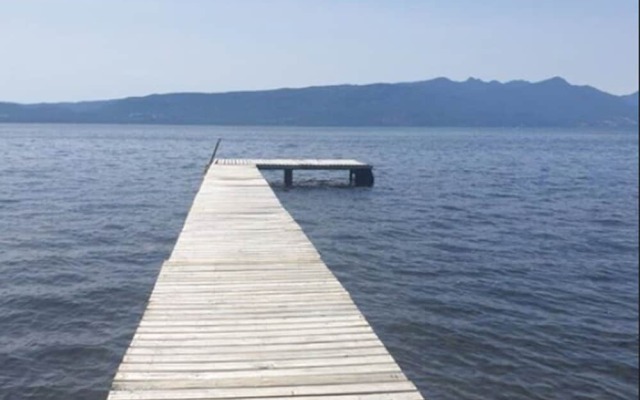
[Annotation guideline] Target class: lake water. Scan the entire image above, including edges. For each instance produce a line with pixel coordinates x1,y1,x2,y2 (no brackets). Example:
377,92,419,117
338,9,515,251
0,124,637,400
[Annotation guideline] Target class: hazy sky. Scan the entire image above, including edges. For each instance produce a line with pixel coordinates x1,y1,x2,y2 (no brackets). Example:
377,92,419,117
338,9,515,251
1,0,637,103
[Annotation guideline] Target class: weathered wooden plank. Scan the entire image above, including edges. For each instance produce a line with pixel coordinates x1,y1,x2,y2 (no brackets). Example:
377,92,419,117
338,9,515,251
115,364,402,382
141,310,362,320
151,280,343,289
147,294,354,304
144,305,360,314
122,347,390,364
113,371,406,390
118,354,395,371
135,321,370,334
147,296,353,304
133,328,374,341
148,289,350,297
124,339,384,355
155,276,337,284
137,315,366,327
157,269,333,276
139,311,364,321
129,332,379,347
110,392,422,400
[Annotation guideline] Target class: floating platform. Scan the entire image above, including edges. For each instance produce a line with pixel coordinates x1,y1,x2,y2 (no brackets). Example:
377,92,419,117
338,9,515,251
108,161,422,400
215,159,374,187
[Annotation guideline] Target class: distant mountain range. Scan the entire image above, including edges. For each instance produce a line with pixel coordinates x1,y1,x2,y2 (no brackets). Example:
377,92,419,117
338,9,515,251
0,77,637,127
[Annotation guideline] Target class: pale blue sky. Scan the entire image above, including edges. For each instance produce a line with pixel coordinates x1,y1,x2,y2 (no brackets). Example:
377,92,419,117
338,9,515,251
1,0,637,102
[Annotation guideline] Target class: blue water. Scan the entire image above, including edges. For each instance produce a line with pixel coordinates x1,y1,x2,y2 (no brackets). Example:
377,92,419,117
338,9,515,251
0,124,637,399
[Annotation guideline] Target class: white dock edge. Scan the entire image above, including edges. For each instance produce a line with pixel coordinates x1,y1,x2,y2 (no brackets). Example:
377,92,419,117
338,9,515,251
108,163,424,400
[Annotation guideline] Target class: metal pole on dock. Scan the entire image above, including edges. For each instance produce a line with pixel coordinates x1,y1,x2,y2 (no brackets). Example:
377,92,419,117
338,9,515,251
204,138,222,174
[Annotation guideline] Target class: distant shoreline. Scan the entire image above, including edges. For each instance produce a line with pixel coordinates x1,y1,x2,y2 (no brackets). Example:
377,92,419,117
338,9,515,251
1,77,637,127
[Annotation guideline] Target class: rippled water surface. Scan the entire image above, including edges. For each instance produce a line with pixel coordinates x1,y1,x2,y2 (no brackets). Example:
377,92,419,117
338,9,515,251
0,124,637,400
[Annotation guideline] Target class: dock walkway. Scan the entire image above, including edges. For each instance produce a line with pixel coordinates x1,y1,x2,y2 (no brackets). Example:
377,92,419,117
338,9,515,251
215,159,374,187
108,161,423,400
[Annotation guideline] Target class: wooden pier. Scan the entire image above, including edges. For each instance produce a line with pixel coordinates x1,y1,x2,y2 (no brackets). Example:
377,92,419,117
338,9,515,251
108,160,422,400
215,159,374,187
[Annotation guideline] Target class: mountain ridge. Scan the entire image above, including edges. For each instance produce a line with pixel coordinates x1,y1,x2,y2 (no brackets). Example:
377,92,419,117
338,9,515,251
0,77,637,127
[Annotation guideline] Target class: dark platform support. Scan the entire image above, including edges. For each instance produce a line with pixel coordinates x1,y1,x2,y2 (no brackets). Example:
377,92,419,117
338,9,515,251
284,169,293,187
353,169,374,187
